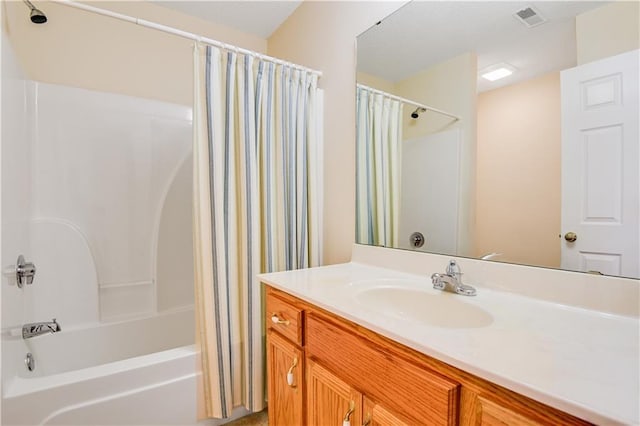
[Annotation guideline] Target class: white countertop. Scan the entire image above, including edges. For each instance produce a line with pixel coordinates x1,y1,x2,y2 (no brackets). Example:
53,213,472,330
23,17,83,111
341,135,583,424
258,261,640,425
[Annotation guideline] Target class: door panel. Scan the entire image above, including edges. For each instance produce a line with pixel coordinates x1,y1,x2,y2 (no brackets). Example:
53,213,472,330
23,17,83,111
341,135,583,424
307,359,362,426
561,49,639,278
267,330,303,426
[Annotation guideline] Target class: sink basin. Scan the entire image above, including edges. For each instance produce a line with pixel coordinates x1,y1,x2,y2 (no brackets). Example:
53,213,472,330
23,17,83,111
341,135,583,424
354,284,493,329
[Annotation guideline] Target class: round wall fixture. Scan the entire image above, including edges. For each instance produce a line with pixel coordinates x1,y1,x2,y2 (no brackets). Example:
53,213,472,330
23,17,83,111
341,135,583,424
409,232,425,248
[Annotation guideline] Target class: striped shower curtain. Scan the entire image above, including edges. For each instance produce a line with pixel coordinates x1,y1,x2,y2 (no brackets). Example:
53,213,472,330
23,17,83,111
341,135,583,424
356,86,403,247
193,44,322,419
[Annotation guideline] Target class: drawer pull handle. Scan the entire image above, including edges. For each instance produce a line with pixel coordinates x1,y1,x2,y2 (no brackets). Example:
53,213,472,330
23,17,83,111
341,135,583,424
286,357,298,387
271,314,290,326
362,414,372,426
342,400,355,426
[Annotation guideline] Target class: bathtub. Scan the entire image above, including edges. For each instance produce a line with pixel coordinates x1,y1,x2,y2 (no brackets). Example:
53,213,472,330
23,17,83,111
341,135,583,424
1,307,203,425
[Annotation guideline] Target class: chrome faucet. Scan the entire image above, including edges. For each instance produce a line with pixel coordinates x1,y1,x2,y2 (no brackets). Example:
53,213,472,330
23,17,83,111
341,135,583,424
431,260,476,296
22,318,61,339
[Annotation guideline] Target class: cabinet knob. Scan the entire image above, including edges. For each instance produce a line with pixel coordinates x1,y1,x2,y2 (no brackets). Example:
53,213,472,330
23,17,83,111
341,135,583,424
362,414,372,426
271,313,290,326
286,357,298,387
342,400,355,426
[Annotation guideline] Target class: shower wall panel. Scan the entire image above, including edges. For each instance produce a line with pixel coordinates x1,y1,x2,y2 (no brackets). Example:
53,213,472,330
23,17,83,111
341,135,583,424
31,83,192,322
1,26,32,391
398,129,461,255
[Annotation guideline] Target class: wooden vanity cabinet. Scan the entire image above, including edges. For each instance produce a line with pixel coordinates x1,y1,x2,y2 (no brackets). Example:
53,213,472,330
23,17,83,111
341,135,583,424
265,285,591,426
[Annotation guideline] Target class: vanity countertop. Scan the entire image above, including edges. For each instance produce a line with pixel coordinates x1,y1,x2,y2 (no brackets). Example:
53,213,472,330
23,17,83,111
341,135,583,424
258,261,640,425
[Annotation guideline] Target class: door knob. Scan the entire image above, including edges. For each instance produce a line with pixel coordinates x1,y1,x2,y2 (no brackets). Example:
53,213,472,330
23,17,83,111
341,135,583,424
564,232,577,242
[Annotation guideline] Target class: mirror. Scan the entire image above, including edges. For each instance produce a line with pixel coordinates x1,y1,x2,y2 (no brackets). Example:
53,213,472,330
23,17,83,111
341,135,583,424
356,1,639,279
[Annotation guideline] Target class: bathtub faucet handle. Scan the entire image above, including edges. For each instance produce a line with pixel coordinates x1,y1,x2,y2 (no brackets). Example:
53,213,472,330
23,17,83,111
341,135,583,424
22,318,62,339
16,255,36,288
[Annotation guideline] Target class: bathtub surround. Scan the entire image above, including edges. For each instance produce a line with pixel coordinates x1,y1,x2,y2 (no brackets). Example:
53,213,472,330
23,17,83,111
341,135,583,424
1,12,33,407
22,82,193,323
1,80,197,425
1,4,199,424
193,45,322,418
355,86,403,248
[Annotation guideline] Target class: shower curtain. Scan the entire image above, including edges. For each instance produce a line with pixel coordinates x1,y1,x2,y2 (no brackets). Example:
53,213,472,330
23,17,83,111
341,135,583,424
193,44,322,419
356,86,403,247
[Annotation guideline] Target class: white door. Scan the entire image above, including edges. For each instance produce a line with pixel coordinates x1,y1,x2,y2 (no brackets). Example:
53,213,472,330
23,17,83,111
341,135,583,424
561,49,639,278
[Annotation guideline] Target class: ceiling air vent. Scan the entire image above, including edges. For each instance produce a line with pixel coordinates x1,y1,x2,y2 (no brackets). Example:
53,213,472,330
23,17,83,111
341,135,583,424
514,6,547,28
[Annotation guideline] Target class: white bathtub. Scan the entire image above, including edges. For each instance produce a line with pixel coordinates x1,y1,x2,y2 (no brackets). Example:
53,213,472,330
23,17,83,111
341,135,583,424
1,308,203,425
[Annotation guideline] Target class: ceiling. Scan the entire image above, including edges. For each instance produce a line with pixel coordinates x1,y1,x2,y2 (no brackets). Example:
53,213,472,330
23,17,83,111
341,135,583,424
357,1,608,92
154,1,303,39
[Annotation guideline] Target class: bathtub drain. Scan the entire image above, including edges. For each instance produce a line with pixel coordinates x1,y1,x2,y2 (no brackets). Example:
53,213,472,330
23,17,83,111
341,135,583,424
25,352,35,372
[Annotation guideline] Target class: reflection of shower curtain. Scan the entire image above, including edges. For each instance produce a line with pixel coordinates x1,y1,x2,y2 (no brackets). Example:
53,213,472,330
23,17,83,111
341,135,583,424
193,44,322,419
356,87,403,247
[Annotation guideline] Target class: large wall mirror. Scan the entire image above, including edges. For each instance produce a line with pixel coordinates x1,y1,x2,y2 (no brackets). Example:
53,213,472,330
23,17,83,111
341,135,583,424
356,1,639,279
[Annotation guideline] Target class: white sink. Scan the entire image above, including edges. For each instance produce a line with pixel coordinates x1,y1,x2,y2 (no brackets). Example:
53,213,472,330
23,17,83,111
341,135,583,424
354,281,493,329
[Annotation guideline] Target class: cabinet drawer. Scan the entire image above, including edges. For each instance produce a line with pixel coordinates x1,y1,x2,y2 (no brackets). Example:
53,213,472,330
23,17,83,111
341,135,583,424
266,290,303,345
306,312,460,426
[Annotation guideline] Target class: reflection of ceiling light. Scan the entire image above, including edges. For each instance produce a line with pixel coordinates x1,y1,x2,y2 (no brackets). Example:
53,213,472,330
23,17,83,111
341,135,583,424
481,64,516,82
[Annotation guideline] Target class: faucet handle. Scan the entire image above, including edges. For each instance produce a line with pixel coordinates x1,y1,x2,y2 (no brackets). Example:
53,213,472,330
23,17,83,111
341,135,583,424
446,260,461,276
430,273,446,290
16,255,37,288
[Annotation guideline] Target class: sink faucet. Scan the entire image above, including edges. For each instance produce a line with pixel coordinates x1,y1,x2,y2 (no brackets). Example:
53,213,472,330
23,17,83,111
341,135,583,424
431,260,476,296
22,318,61,339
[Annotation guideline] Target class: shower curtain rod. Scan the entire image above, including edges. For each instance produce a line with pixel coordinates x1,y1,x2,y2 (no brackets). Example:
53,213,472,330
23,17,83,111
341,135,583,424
357,84,460,121
51,0,323,78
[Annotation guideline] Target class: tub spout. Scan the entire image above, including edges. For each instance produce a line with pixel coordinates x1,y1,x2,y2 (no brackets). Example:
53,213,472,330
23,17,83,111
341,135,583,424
22,318,61,339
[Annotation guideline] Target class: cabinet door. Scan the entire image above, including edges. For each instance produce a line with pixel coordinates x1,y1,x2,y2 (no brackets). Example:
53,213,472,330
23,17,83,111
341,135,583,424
363,397,412,426
267,330,304,426
475,396,541,426
307,359,362,426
